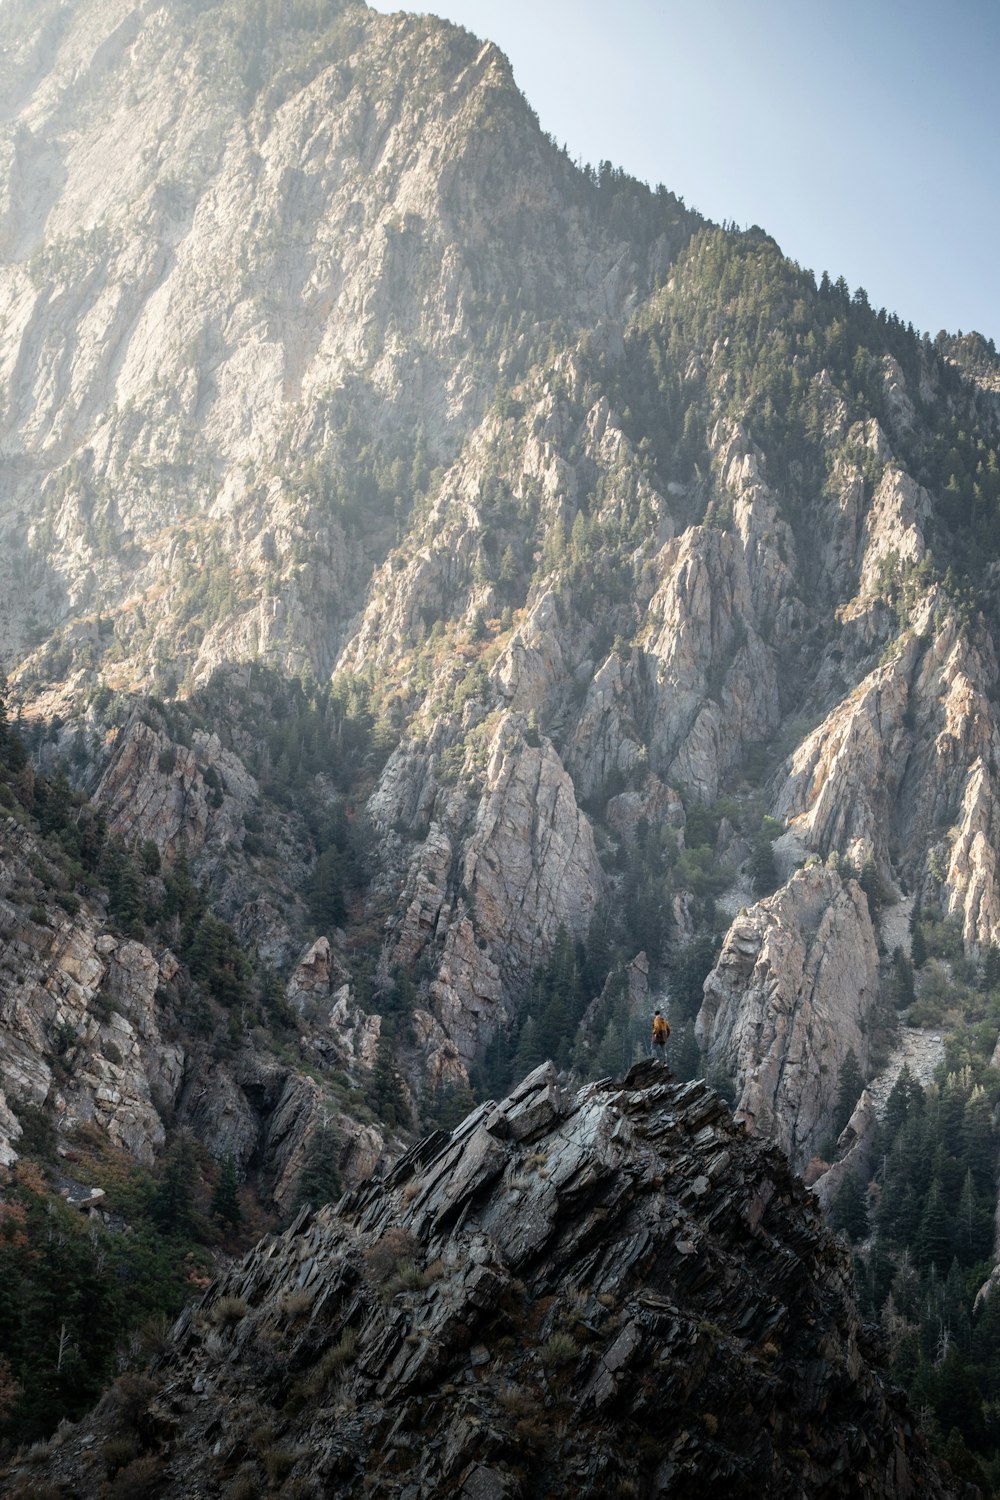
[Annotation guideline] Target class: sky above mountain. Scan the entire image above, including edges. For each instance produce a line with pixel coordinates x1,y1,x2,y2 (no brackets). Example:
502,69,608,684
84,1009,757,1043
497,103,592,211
368,0,1000,347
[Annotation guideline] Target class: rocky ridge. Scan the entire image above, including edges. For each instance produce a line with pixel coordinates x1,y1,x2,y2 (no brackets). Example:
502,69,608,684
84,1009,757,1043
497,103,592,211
12,1062,963,1500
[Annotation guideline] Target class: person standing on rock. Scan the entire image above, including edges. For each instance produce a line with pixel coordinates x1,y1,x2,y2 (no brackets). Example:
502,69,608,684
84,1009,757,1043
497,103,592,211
651,1009,670,1064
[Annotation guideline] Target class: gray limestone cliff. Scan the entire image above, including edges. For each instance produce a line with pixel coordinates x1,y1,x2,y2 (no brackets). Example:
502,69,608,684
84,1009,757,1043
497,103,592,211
696,866,881,1169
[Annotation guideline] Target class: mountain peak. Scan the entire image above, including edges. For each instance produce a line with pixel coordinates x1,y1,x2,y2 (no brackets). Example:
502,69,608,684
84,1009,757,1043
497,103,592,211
17,1063,960,1498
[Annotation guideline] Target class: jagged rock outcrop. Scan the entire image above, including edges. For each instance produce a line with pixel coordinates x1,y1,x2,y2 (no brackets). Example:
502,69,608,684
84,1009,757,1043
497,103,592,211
3,0,1000,1352
0,815,184,1165
179,1051,385,1215
696,866,881,1169
371,712,604,1060
0,811,383,1203
775,593,1000,947
460,717,603,984
0,1,685,689
19,1063,961,1498
93,717,258,864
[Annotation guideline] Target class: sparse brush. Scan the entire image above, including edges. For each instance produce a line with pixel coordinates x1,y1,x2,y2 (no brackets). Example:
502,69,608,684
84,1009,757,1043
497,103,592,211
363,1226,420,1282
225,1465,261,1500
248,1422,277,1453
102,1435,138,1477
540,1331,578,1368
285,1481,318,1500
107,1455,164,1500
513,1414,549,1448
203,1330,227,1361
137,1312,173,1359
108,1371,159,1431
381,1260,428,1300
497,1383,535,1416
302,1329,359,1395
212,1295,249,1329
281,1287,314,1320
262,1446,296,1484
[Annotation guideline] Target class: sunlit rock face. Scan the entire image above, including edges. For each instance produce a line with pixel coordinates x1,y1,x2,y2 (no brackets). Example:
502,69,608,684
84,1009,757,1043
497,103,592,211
697,865,880,1169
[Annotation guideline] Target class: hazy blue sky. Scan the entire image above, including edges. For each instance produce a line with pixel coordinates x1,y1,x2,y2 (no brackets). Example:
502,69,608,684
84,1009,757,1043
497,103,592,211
368,0,1000,345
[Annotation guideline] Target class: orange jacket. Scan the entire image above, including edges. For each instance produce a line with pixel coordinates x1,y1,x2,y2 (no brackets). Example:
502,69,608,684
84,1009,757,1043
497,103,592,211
652,1015,670,1043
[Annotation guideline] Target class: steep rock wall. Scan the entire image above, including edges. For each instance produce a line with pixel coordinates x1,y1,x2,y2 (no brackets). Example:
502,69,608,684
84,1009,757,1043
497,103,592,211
696,866,881,1169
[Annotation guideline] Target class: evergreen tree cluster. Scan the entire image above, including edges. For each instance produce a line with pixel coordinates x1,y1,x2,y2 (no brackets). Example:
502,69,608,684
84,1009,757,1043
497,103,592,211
842,1061,1000,1484
0,1133,257,1449
603,223,1000,614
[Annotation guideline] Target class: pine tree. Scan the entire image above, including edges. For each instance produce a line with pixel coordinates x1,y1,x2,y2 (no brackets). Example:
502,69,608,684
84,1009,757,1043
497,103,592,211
749,835,779,897
961,1085,995,1193
211,1152,242,1231
295,1124,342,1211
151,1134,198,1239
832,1048,864,1137
915,1178,952,1271
883,1063,920,1148
892,946,916,1007
512,1016,545,1079
671,1019,700,1082
670,935,717,1021
367,1038,410,1130
829,1171,868,1242
983,944,1000,991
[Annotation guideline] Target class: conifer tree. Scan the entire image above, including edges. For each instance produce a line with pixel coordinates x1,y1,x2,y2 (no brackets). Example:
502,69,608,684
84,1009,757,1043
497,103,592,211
915,1178,952,1271
367,1038,410,1130
829,1171,868,1242
152,1134,198,1239
671,1019,700,1081
295,1124,342,1211
892,946,916,1007
211,1152,242,1231
512,1016,544,1079
883,1063,920,1148
832,1048,864,1137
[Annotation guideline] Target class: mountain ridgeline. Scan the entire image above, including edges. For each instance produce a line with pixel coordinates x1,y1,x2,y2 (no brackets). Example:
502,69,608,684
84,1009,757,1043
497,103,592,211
2,0,1000,1486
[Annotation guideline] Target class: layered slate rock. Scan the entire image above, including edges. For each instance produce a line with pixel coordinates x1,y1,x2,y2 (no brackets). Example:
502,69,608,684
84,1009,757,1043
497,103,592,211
23,1063,961,1499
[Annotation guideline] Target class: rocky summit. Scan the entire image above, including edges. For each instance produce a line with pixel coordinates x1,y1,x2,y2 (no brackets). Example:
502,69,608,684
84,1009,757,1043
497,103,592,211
14,1065,962,1499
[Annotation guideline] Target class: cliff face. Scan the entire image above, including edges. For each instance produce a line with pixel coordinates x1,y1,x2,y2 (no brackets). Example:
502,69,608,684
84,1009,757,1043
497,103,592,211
0,812,181,1167
2,0,1000,1221
13,1063,961,1499
0,806,385,1207
696,867,881,1169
